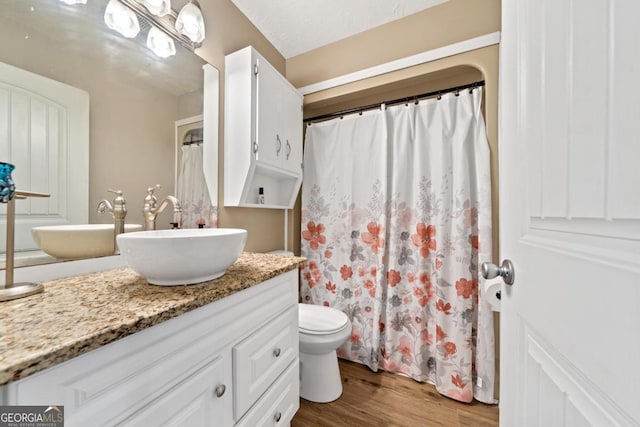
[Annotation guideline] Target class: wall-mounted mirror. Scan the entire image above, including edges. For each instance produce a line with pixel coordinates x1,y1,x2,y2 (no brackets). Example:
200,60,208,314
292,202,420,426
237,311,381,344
0,0,218,268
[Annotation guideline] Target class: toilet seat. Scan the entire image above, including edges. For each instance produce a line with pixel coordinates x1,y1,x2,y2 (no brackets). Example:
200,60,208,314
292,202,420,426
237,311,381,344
299,303,349,335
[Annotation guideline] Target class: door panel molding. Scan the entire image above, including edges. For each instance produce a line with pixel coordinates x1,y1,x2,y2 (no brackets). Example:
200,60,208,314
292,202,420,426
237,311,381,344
524,328,636,427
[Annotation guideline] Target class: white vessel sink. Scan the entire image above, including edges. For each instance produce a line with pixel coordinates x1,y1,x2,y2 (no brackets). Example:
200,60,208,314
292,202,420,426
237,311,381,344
32,224,143,260
116,228,248,286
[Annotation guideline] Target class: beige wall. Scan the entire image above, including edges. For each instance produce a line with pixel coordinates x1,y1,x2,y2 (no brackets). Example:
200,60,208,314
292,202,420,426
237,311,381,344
287,0,501,88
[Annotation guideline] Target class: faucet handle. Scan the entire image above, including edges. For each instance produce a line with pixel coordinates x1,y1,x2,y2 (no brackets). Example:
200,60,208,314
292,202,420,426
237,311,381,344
146,184,161,195
108,189,127,213
144,184,161,210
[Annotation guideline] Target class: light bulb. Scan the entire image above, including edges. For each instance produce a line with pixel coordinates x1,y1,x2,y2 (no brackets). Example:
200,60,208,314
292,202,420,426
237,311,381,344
175,2,205,43
146,27,176,58
59,0,87,4
104,0,140,38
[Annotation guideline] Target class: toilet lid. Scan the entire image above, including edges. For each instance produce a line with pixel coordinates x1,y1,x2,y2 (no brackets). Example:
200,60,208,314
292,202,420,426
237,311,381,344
299,303,349,335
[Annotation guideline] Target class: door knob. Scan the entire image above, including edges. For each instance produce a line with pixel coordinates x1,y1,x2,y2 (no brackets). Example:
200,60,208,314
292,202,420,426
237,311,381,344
481,259,515,285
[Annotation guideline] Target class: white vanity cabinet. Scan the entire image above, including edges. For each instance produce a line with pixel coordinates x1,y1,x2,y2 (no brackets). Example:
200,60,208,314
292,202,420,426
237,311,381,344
224,46,303,209
1,270,300,427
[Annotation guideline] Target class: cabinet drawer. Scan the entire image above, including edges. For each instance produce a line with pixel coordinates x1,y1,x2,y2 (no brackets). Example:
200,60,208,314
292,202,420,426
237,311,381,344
120,355,227,427
233,305,298,420
236,360,299,427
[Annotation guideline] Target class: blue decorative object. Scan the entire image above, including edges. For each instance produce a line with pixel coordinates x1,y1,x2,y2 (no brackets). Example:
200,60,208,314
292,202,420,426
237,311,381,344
0,162,16,203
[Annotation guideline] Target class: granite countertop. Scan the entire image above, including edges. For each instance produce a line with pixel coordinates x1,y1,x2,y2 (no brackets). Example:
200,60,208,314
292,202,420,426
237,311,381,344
0,252,305,386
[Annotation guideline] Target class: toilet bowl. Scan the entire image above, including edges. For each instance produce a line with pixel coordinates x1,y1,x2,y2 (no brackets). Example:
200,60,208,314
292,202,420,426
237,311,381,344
298,303,352,403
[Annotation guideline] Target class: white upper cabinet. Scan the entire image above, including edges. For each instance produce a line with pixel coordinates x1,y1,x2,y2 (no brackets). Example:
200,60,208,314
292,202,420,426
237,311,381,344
224,46,303,209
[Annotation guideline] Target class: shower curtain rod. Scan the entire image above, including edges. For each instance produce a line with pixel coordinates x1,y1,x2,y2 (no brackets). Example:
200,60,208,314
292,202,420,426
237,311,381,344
304,80,485,124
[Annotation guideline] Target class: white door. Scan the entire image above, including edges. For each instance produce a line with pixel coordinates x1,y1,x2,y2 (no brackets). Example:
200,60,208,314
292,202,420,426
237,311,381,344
500,0,640,426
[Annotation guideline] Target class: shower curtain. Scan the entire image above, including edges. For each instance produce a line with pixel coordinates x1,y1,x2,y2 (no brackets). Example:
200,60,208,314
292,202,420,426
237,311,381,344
300,88,495,403
176,144,217,229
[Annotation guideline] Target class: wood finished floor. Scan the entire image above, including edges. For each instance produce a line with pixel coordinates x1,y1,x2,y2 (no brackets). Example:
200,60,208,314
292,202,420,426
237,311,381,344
291,360,499,427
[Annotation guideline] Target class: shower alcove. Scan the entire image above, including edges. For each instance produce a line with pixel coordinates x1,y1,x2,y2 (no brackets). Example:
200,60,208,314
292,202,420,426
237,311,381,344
294,49,500,397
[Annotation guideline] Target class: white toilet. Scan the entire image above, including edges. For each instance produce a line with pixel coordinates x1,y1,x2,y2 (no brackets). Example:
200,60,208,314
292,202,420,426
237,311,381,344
298,303,352,403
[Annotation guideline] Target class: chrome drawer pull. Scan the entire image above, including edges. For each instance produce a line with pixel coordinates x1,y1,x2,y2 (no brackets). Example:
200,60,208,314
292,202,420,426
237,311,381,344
273,348,281,357
274,411,282,422
215,384,226,398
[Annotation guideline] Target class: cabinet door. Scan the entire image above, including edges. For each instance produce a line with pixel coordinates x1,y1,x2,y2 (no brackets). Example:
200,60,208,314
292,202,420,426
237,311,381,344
255,58,283,168
281,87,303,175
120,356,229,427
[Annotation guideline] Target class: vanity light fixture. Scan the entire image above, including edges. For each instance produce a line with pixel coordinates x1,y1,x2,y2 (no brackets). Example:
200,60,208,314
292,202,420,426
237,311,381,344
104,0,140,38
119,0,204,52
175,1,205,43
59,0,87,4
146,26,176,58
140,0,171,17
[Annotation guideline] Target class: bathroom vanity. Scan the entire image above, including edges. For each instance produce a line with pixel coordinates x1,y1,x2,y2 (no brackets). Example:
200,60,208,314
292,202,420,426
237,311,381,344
0,252,304,426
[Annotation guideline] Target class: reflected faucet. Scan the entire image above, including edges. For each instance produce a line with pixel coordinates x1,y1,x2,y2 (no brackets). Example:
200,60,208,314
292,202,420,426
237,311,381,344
142,185,182,231
97,189,127,252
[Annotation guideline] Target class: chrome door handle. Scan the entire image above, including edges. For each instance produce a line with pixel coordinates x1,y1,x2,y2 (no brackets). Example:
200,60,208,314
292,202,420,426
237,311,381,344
276,134,282,156
273,347,281,357
285,140,291,160
481,260,515,285
274,411,282,422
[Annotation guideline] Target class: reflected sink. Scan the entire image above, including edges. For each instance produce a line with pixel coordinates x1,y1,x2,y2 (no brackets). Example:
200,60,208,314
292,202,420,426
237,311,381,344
116,228,248,286
32,224,144,260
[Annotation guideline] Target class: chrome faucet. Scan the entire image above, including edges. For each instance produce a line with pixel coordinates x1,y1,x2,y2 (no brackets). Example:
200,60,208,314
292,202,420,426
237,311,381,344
97,189,127,252
142,185,182,231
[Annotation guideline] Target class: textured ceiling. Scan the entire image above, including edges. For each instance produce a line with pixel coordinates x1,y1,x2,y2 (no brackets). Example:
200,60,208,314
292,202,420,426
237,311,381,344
230,0,449,58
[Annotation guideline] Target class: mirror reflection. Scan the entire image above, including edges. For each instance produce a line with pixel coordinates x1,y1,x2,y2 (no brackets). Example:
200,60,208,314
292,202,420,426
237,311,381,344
0,0,217,267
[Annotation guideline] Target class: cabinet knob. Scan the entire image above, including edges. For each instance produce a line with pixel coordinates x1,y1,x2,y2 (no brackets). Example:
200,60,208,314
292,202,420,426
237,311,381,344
273,347,281,357
253,141,259,154
276,134,282,156
214,384,226,398
285,140,291,160
274,411,282,422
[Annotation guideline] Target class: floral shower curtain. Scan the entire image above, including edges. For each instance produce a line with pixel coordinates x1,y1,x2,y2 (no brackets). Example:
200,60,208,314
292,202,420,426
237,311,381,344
177,144,217,229
300,88,495,403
